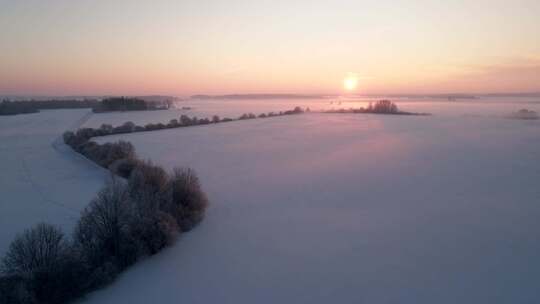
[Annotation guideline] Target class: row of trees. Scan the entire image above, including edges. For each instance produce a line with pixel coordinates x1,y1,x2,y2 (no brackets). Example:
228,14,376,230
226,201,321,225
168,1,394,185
0,99,101,116
92,97,171,113
323,100,428,115
63,107,306,146
0,100,39,115
93,97,149,112
1,134,208,304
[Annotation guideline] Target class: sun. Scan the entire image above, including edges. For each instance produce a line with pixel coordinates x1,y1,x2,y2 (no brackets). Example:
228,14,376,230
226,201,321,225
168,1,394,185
343,76,358,91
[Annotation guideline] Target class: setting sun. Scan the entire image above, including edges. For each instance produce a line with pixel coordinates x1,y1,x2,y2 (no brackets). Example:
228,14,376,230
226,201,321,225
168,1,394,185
344,76,358,91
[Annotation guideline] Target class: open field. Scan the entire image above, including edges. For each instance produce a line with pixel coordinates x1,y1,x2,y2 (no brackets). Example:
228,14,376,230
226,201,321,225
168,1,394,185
0,109,106,256
1,100,539,303
85,105,540,303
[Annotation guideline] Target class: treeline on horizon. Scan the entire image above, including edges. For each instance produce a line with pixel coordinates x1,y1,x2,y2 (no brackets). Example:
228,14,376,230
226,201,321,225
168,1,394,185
323,100,430,115
0,99,100,115
0,97,170,116
92,97,171,113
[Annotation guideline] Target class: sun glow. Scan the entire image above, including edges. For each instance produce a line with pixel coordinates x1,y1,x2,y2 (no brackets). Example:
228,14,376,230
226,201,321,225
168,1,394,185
344,76,358,91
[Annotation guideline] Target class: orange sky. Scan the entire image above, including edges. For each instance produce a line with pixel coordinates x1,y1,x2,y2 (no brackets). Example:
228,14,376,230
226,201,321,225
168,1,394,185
1,0,539,96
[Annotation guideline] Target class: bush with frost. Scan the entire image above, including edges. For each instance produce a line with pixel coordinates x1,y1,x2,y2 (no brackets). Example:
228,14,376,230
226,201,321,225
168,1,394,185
1,223,85,304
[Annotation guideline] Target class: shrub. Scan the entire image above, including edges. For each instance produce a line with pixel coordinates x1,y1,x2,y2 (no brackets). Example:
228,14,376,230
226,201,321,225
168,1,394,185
212,115,220,123
74,180,138,274
99,124,113,135
165,168,209,231
109,158,140,179
102,141,135,167
112,121,136,134
180,115,192,126
77,140,135,169
128,192,178,255
1,224,69,277
0,223,84,304
128,160,169,200
126,161,179,255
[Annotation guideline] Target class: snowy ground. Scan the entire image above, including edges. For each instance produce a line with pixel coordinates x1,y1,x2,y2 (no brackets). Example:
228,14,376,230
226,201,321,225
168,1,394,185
82,97,540,128
85,108,540,303
1,100,539,303
0,109,107,256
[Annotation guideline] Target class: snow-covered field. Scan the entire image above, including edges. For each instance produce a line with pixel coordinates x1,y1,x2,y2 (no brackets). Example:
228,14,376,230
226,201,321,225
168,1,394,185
85,100,540,303
82,97,540,128
2,100,540,303
0,109,106,256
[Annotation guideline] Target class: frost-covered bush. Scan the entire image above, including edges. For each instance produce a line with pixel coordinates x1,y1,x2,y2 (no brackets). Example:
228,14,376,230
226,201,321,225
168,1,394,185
74,180,138,273
98,124,113,135
168,119,179,127
76,140,135,169
125,161,178,254
1,223,69,277
112,121,136,134
109,158,140,179
180,114,193,126
128,160,169,199
128,191,179,255
0,223,84,304
164,168,209,231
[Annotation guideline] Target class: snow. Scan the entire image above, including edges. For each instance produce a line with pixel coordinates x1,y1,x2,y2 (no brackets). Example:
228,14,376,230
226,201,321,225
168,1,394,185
2,100,540,303
86,104,540,303
0,109,107,256
82,97,540,128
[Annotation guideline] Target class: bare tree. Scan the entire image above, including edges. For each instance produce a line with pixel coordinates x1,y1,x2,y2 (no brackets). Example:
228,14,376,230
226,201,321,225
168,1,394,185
1,223,69,277
74,179,137,271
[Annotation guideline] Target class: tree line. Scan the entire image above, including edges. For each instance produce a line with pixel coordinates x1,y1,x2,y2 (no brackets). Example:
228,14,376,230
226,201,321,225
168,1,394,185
0,99,101,116
63,106,306,145
323,100,429,115
0,97,169,116
1,130,208,304
92,97,169,113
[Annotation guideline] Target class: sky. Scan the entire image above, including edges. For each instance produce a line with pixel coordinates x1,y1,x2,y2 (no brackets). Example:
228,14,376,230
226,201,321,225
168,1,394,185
0,0,539,96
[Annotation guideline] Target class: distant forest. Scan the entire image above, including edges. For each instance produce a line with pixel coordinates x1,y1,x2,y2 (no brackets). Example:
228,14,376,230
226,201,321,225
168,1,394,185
0,99,99,115
0,97,171,116
93,97,171,112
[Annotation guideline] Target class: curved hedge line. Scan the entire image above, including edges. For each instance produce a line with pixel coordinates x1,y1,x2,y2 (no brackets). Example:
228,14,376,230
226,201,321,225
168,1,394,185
0,127,209,304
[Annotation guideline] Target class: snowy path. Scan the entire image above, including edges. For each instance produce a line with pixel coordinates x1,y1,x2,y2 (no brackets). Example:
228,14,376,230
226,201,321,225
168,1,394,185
85,113,540,304
0,109,106,255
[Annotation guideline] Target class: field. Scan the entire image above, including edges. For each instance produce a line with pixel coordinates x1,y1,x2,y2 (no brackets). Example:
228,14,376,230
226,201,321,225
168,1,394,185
1,99,540,303
0,109,106,256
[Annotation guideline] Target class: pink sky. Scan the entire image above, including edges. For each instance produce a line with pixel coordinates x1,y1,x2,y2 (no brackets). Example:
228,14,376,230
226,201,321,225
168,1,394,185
1,0,539,96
